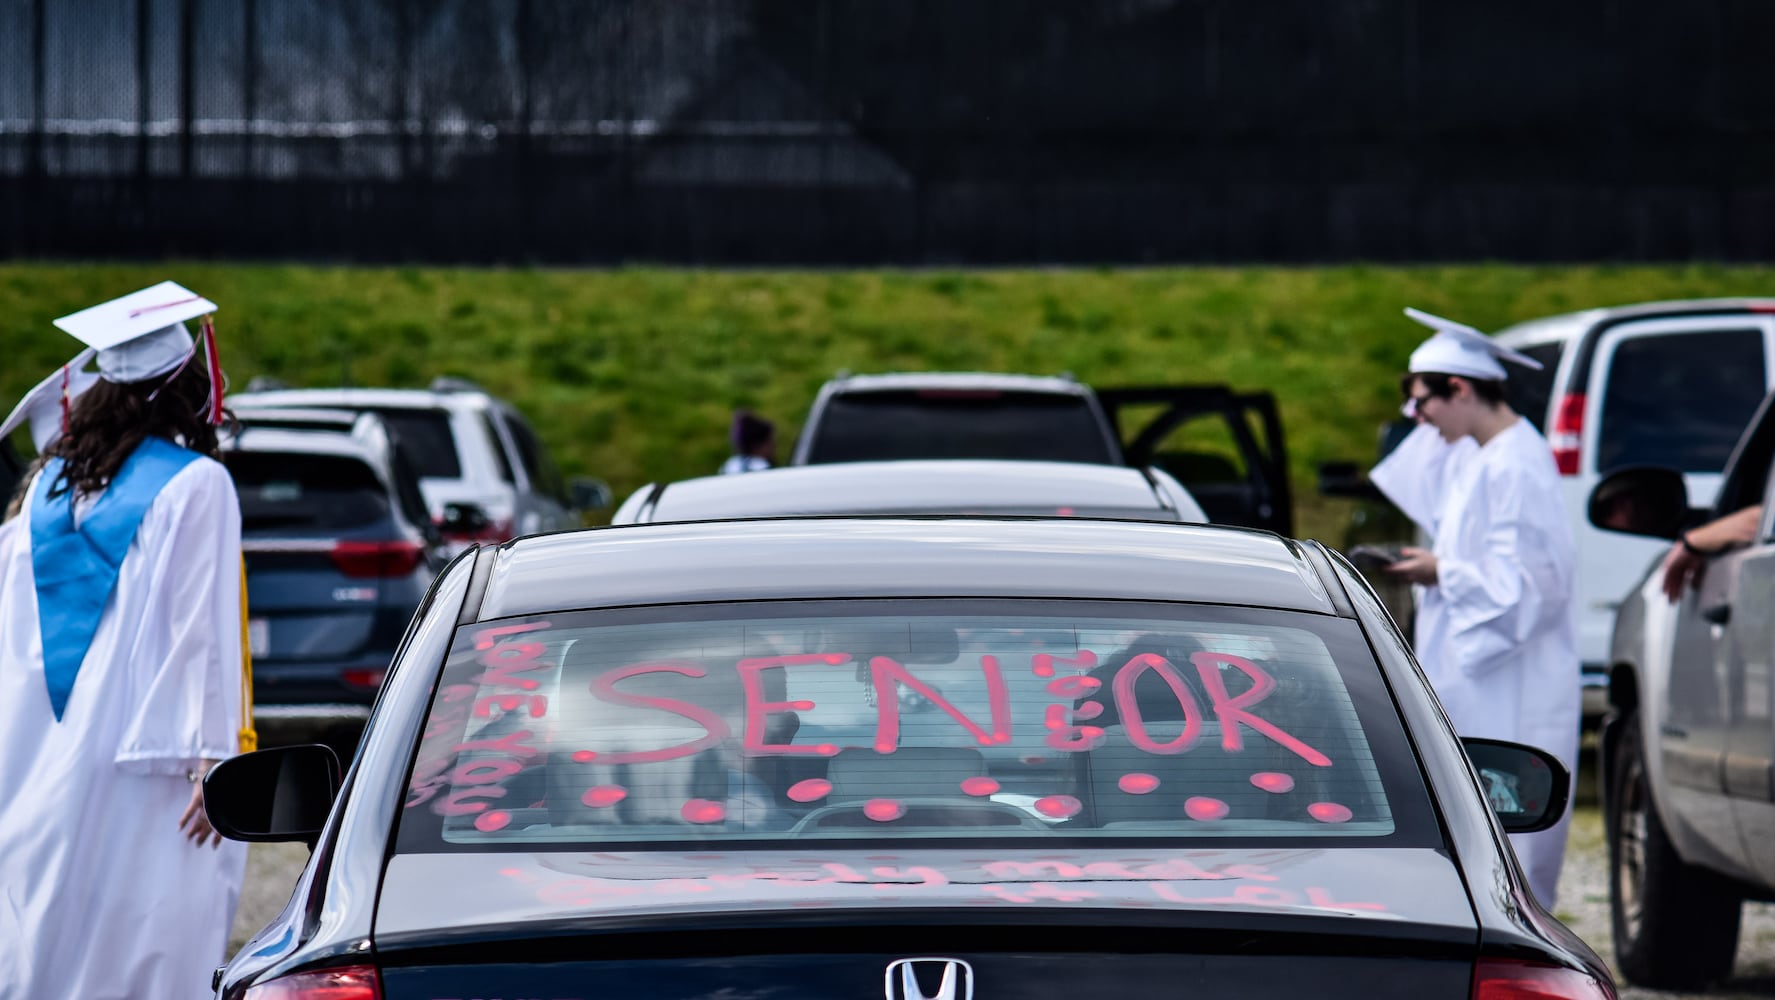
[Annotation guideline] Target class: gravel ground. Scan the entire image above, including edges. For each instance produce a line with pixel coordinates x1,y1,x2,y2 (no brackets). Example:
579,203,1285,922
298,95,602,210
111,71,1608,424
227,750,1775,997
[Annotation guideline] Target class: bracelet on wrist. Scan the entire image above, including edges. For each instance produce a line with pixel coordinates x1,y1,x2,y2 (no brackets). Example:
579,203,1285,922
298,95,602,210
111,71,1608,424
1680,533,1715,558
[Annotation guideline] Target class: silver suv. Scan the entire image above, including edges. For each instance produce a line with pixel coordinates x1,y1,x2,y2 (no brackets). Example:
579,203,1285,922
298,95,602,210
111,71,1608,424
229,379,608,548
1586,388,1775,989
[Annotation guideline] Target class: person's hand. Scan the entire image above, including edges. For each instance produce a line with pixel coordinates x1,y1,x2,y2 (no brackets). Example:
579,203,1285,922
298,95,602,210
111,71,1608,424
1659,541,1706,604
1385,546,1439,586
178,763,222,849
1660,505,1764,603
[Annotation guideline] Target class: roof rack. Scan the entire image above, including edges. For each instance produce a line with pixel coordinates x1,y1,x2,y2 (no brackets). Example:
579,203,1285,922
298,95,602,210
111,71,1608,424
429,375,485,394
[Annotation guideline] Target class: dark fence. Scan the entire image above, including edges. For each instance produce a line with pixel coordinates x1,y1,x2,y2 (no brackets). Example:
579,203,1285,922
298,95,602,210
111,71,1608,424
4,0,1774,263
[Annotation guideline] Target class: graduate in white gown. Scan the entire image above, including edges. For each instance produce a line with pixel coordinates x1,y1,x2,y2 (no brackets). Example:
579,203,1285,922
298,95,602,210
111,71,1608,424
1369,308,1579,909
0,283,251,1000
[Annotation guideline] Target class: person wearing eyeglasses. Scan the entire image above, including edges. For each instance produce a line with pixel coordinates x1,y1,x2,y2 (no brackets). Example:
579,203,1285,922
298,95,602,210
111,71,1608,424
1368,307,1578,911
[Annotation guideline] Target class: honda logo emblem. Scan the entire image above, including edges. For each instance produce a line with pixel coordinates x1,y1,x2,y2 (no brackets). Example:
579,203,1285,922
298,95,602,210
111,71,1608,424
885,958,974,1000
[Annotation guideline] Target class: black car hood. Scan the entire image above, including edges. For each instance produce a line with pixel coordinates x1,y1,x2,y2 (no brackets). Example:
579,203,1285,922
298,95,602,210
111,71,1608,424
375,846,1475,943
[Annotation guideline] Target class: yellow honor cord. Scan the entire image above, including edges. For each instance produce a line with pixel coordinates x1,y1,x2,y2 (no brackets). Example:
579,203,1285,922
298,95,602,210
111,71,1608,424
237,558,257,753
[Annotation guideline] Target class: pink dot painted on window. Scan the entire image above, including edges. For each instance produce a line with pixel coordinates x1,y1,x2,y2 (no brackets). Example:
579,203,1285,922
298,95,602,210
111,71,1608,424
1034,794,1082,819
581,785,627,808
1118,772,1160,795
788,700,817,711
1250,772,1295,794
787,779,833,803
1185,796,1229,822
682,799,727,824
864,799,906,822
473,810,512,832
960,776,1000,797
571,750,597,763
1308,802,1353,824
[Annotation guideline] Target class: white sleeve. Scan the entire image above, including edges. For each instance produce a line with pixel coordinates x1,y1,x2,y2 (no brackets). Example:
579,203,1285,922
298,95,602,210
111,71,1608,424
114,459,244,773
1436,465,1571,679
1369,424,1472,538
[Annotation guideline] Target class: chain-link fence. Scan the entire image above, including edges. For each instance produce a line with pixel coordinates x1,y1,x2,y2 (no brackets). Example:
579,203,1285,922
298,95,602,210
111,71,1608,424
3,0,1774,263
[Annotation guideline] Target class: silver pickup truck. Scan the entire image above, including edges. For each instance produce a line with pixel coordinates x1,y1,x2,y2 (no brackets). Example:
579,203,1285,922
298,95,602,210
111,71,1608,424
1588,388,1775,990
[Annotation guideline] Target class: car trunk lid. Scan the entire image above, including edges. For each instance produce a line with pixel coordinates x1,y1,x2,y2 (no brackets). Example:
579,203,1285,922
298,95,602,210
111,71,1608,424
373,847,1477,998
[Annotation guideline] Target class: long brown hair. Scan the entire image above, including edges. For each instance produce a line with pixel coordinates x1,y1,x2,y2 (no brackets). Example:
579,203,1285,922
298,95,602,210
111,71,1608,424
46,362,221,499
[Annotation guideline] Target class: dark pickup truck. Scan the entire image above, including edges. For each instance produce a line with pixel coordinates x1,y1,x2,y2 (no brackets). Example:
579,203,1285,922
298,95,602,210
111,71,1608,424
790,371,1291,535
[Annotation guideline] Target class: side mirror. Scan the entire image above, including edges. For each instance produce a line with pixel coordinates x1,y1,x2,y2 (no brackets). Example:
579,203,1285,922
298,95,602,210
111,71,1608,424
439,501,493,537
1587,466,1690,539
1318,460,1383,501
570,476,613,511
202,744,342,844
1462,737,1569,833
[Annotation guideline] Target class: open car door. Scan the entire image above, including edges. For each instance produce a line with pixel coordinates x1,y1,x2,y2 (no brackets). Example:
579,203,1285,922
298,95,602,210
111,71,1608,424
1096,385,1292,536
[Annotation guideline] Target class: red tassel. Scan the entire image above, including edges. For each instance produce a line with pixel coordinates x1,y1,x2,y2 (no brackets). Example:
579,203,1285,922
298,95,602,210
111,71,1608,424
202,315,224,425
60,364,70,436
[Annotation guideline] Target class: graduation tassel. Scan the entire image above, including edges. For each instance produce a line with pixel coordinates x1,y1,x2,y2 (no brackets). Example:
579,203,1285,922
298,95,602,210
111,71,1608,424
201,314,224,425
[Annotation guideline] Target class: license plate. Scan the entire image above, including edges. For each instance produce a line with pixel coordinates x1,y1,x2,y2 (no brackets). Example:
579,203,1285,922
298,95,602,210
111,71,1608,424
247,617,269,659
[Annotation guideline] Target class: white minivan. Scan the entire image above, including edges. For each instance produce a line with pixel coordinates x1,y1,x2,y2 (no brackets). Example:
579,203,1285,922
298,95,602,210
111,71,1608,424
1492,299,1775,714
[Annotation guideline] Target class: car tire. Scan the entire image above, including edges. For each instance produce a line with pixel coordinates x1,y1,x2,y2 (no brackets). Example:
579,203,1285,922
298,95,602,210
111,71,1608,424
1608,710,1742,989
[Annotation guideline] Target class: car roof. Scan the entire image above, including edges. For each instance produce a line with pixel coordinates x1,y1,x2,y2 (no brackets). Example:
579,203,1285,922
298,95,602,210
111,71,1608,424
821,371,1093,397
634,460,1172,522
227,387,487,412
1493,298,1775,347
222,425,384,464
474,517,1337,619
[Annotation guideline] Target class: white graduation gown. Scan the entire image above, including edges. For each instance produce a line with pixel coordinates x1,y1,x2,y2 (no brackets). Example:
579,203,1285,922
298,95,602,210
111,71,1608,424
1371,421,1580,908
0,458,249,1000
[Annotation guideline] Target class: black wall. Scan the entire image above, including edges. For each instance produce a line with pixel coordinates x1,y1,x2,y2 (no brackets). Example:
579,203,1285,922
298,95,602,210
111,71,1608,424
3,0,1773,263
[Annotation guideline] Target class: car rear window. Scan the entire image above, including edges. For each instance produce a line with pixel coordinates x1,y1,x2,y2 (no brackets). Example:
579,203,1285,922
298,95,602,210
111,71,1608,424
804,392,1119,464
397,601,1435,851
370,408,462,479
225,452,390,532
1597,329,1766,473
1504,342,1564,433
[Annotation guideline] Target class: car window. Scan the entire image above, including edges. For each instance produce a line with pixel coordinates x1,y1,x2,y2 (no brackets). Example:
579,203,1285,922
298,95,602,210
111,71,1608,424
224,452,390,532
482,413,517,484
388,445,436,528
397,601,1435,851
804,391,1118,464
504,414,566,502
369,408,462,480
1596,329,1765,474
1504,342,1564,433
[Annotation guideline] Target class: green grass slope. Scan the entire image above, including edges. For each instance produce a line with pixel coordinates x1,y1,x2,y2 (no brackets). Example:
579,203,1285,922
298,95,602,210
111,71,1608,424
2,263,1768,541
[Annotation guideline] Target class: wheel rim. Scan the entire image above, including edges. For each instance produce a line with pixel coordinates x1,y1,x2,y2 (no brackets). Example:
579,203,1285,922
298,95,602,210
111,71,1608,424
1615,751,1649,941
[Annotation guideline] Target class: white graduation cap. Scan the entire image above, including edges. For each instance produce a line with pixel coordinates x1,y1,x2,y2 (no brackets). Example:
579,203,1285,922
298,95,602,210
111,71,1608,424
0,349,98,452
52,281,217,384
1404,307,1544,381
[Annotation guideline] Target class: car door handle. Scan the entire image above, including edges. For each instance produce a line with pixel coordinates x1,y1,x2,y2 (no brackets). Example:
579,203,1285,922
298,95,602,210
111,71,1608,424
1702,603,1731,626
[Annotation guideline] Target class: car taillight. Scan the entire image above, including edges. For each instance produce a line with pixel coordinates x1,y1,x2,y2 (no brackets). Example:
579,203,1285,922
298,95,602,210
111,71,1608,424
341,667,386,690
330,540,424,578
1472,958,1613,999
1549,392,1585,476
244,964,381,1000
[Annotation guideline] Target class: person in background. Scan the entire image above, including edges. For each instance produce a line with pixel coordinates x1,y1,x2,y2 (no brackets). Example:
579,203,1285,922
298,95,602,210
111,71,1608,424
720,409,777,474
0,283,252,999
1369,307,1578,910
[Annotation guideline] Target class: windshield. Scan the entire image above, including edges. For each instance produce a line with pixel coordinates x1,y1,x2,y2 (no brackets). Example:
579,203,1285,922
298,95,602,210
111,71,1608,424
225,451,390,532
398,601,1433,851
804,391,1119,464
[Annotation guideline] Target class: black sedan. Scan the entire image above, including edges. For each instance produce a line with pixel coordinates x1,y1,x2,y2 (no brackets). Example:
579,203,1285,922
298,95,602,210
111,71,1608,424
206,517,1613,999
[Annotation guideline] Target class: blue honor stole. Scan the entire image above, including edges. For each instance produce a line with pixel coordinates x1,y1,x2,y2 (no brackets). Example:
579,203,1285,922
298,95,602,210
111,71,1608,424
30,437,200,719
